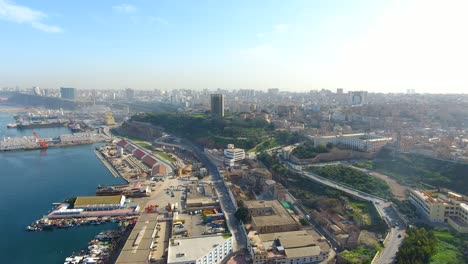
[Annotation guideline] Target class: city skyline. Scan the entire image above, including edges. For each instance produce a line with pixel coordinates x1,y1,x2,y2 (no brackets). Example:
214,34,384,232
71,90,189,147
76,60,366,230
1,0,468,93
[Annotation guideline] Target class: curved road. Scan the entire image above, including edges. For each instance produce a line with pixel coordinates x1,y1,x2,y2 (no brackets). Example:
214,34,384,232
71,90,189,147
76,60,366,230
284,161,404,264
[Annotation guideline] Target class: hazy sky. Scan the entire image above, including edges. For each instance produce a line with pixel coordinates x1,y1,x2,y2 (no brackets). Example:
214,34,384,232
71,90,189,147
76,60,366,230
1,0,467,93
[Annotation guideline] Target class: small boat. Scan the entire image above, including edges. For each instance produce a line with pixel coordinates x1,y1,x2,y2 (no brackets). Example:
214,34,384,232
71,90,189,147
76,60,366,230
7,123,17,128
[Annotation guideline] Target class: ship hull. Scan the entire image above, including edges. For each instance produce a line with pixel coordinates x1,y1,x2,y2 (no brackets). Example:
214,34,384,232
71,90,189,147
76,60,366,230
17,122,67,129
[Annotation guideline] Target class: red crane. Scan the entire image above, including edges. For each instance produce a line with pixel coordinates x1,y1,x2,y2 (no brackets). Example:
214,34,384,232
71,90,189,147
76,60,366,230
33,131,48,149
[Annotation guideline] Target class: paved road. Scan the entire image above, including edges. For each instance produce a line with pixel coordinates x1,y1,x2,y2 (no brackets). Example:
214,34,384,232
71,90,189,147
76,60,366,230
285,161,404,264
154,135,246,251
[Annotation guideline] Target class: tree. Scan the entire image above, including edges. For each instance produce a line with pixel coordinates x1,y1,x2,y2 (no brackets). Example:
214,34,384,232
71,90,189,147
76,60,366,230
234,207,249,222
396,227,437,264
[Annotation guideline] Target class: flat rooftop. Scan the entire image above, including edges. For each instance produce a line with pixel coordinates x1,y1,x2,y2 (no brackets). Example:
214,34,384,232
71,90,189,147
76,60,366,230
245,200,298,227
74,195,123,206
249,230,330,259
167,235,231,264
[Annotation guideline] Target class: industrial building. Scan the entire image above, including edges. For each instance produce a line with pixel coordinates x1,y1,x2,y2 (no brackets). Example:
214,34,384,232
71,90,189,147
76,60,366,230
74,195,126,211
167,235,233,264
248,230,331,264
409,189,468,233
210,94,225,117
310,133,392,152
244,200,300,234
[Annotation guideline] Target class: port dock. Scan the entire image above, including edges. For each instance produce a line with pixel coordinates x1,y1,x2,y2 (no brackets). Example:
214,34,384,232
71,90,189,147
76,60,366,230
94,149,124,179
0,132,110,151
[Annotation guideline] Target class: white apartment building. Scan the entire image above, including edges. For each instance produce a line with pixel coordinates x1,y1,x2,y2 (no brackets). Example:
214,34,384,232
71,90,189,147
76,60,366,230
409,189,468,233
224,144,245,166
311,133,392,152
167,235,233,264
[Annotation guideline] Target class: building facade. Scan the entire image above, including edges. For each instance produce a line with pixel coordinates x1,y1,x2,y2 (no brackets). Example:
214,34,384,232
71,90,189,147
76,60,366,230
210,94,225,117
311,133,392,152
224,144,245,165
167,235,233,264
409,189,468,233
60,87,77,100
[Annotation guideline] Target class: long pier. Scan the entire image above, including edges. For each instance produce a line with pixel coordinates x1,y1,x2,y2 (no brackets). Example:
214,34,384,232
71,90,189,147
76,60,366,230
94,149,123,179
0,133,109,152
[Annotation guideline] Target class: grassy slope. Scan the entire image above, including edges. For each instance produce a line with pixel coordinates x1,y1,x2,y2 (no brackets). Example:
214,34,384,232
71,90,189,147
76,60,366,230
373,150,468,195
307,165,392,199
431,230,465,264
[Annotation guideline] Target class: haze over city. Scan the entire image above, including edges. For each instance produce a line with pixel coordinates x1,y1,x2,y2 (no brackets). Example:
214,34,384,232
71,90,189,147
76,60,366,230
1,0,468,93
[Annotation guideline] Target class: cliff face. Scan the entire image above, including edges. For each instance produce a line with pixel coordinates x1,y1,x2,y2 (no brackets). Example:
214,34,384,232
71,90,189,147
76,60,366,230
6,92,78,110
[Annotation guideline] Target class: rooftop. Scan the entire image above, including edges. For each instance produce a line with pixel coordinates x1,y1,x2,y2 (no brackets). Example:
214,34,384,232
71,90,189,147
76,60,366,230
249,230,330,259
74,195,123,206
167,235,231,264
285,246,321,258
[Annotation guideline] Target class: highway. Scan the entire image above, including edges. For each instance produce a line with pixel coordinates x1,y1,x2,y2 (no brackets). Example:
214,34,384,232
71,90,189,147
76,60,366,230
284,161,405,264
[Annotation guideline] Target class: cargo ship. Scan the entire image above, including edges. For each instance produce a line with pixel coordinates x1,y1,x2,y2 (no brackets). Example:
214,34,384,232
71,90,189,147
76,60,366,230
68,122,84,133
16,121,68,129
96,184,129,196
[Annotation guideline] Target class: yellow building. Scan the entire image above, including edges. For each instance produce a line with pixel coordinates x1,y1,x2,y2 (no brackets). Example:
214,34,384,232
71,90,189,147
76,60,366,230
410,189,468,233
104,112,116,125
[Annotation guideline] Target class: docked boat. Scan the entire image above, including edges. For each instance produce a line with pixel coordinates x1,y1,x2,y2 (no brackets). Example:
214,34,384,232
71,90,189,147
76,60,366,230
7,123,17,128
17,121,67,129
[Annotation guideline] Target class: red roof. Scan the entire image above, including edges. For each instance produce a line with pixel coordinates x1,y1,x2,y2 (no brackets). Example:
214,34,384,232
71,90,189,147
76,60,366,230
117,140,128,147
152,164,167,175
133,149,146,160
143,155,157,168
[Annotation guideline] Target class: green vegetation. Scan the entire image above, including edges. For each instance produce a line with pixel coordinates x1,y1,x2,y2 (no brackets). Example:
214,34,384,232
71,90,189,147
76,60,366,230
291,141,330,159
132,113,273,149
431,229,467,264
135,141,152,149
64,197,77,208
234,207,249,222
392,199,418,219
258,153,387,234
258,153,343,202
396,227,437,264
299,218,310,226
274,130,308,145
306,165,392,199
248,138,279,153
340,245,378,264
372,150,468,195
153,150,175,163
353,161,374,170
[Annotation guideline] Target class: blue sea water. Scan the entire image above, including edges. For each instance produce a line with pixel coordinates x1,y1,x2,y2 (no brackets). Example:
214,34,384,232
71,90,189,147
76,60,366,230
0,108,125,264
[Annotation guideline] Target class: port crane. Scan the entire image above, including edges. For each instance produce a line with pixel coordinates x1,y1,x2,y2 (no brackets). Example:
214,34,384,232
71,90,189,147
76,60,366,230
33,131,48,149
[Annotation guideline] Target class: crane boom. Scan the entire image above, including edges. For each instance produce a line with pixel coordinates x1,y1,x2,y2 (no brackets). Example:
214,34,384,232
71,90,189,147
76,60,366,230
33,131,48,148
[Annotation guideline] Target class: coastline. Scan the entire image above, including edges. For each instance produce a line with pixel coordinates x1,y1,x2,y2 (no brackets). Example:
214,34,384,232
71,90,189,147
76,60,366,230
94,148,128,182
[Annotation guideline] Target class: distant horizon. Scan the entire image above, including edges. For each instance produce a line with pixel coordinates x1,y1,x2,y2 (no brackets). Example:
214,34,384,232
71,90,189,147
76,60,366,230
1,0,468,93
2,86,466,95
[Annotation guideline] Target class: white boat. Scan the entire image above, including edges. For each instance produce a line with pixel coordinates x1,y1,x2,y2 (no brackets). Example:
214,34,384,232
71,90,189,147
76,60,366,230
7,123,17,128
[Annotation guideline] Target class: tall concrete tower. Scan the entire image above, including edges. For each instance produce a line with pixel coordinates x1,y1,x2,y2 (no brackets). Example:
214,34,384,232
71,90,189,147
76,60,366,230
210,94,225,117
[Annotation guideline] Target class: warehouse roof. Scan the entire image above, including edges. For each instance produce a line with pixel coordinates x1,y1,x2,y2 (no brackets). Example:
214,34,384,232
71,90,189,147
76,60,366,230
74,195,123,206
